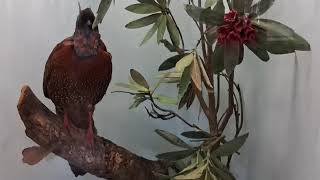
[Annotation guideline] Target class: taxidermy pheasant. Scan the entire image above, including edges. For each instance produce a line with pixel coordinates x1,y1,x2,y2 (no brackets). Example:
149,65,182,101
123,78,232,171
42,6,112,176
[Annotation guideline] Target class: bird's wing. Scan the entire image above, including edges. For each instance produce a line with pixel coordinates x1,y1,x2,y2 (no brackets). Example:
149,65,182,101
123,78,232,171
43,37,73,98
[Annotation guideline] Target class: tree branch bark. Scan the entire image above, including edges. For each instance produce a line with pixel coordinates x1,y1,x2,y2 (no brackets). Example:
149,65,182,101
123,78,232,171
17,85,167,180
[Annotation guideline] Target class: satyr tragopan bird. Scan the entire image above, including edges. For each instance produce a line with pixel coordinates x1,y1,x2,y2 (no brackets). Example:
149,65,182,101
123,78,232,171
42,5,112,176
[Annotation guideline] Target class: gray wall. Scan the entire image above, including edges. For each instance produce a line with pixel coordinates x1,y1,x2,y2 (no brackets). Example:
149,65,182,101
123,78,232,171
0,0,319,180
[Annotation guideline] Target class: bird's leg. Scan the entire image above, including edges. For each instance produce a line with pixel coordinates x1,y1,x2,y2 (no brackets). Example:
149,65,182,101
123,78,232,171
63,112,71,134
86,105,95,147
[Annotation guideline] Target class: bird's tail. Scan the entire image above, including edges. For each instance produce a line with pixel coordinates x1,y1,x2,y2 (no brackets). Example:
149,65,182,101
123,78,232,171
69,163,87,177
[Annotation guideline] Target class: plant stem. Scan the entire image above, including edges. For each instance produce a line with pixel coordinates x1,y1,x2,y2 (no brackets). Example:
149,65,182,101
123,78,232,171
147,93,202,130
218,72,235,133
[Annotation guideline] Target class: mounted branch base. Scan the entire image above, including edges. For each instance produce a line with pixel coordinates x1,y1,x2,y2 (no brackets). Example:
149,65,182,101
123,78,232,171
17,85,167,180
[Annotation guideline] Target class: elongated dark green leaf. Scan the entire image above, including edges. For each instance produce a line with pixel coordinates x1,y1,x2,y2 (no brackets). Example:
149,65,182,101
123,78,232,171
205,26,218,45
291,33,311,51
212,44,224,74
178,66,191,99
166,15,181,47
210,158,236,180
140,23,158,45
232,0,246,14
157,15,167,43
92,0,112,29
238,44,244,65
245,0,254,12
181,131,211,139
178,84,195,109
160,39,177,52
214,133,249,157
159,54,186,71
245,42,270,61
253,19,311,54
224,41,240,75
125,13,162,29
250,0,275,18
155,129,191,149
138,0,158,5
130,69,150,89
126,3,162,14
200,0,225,26
185,5,204,21
157,0,167,8
156,149,196,161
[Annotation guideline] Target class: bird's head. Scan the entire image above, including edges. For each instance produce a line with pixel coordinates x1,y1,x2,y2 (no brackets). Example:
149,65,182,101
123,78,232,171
75,4,98,32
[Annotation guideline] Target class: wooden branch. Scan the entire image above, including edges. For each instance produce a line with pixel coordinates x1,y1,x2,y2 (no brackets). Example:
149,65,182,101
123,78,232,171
17,86,167,180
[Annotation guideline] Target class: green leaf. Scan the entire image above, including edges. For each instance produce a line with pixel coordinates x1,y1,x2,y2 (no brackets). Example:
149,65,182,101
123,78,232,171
205,0,217,8
157,0,167,8
253,19,311,54
245,42,270,62
175,163,207,179
200,0,225,26
159,54,186,71
156,149,196,161
178,66,191,99
157,15,167,43
125,13,162,29
181,131,211,139
210,158,236,180
212,44,224,74
138,0,158,5
250,0,275,18
126,3,162,14
140,23,158,45
178,84,195,110
160,39,177,52
166,15,181,47
128,76,149,92
92,0,112,29
292,33,311,51
232,0,246,14
176,53,193,72
205,26,218,45
184,5,204,21
130,69,150,89
175,161,198,176
155,129,191,149
154,95,177,105
224,41,240,75
213,133,249,157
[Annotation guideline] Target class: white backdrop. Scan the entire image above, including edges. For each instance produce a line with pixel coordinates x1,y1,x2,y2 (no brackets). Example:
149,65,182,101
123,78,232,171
0,0,318,180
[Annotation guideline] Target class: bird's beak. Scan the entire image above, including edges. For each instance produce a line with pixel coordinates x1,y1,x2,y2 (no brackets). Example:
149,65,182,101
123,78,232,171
78,1,81,14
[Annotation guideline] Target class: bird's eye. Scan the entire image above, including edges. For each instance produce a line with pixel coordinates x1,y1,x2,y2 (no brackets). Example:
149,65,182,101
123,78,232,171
86,20,92,26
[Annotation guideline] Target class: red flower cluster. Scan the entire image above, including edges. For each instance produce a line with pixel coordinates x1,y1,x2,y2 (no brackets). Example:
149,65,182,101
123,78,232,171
217,10,256,44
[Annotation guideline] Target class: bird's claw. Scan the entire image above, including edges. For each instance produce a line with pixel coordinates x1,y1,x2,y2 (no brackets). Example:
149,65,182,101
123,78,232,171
86,130,94,148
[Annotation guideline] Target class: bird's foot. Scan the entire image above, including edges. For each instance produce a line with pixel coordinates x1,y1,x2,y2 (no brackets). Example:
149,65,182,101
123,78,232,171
86,128,94,148
63,113,71,135
86,105,95,148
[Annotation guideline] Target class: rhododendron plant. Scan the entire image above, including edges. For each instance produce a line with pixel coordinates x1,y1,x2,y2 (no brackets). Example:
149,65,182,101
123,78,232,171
95,0,311,179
